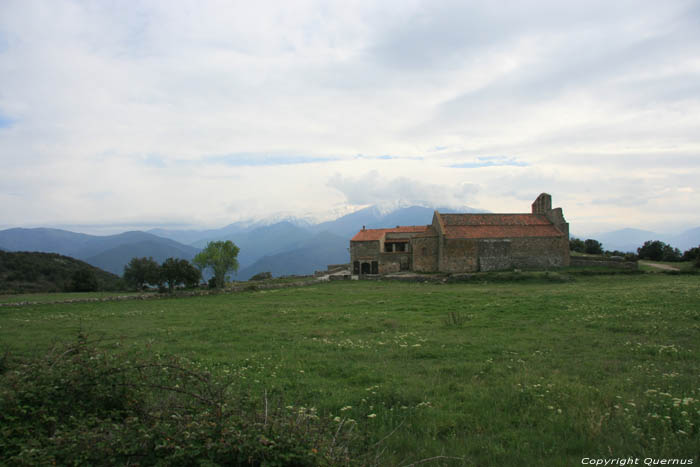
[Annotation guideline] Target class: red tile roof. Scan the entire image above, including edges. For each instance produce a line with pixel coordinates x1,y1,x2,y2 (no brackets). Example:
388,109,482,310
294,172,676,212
351,225,430,241
444,224,564,239
439,213,563,238
351,213,564,241
440,213,551,226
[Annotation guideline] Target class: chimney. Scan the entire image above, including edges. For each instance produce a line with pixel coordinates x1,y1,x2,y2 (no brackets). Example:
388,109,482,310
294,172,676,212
362,225,366,231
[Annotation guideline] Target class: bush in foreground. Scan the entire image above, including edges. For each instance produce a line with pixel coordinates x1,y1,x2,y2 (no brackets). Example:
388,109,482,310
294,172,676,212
0,337,356,465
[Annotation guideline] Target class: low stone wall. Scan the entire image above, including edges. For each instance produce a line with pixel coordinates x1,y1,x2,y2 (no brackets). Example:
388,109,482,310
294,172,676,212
569,257,638,270
0,278,321,308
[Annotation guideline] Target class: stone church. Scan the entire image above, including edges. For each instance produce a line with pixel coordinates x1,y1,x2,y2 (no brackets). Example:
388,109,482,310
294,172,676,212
350,193,570,275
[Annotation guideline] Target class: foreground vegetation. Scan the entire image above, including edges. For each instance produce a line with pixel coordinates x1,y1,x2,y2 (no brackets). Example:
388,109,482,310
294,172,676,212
1,274,698,465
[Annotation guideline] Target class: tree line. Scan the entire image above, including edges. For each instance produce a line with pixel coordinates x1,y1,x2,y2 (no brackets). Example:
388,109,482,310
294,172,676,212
123,240,240,292
570,237,700,266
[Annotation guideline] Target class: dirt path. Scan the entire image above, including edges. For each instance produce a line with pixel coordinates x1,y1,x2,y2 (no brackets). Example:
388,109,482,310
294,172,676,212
639,261,680,271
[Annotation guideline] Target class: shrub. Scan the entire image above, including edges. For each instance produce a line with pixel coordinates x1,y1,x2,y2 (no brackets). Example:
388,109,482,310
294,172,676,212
0,337,357,465
250,271,273,281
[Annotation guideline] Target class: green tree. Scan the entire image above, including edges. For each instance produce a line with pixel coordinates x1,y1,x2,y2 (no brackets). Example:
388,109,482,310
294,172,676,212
193,241,240,289
161,258,201,292
681,246,699,262
569,237,585,253
161,258,181,293
637,240,664,261
661,244,681,262
123,257,161,290
181,261,202,289
584,239,603,255
637,240,680,262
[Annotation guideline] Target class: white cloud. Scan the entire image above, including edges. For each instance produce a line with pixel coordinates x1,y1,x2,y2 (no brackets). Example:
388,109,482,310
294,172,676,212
1,0,699,234
328,170,479,208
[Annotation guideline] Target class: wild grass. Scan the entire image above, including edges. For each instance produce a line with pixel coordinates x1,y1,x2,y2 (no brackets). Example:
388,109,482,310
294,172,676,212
1,274,698,465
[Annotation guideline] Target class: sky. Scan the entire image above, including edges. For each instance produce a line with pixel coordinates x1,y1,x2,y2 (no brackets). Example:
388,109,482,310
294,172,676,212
1,0,699,236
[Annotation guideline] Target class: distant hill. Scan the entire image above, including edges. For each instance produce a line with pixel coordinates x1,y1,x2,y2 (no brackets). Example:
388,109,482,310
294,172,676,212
237,231,349,280
0,251,122,294
672,227,700,251
84,239,200,275
0,228,200,276
190,222,315,269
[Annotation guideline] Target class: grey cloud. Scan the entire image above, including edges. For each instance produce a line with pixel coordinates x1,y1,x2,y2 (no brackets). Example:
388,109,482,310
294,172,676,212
448,156,528,169
327,170,478,207
591,196,649,207
203,154,338,167
429,2,700,127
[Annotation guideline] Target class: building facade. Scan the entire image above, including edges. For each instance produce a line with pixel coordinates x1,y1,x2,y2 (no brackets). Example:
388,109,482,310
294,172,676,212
350,193,570,275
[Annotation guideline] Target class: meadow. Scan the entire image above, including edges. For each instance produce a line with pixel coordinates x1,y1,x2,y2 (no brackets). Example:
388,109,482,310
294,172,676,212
1,273,698,465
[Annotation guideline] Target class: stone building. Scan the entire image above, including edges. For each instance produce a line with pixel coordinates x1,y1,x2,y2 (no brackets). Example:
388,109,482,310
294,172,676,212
350,193,570,275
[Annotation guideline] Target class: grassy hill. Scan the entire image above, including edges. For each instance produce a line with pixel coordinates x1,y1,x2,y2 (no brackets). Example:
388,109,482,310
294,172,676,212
0,251,122,294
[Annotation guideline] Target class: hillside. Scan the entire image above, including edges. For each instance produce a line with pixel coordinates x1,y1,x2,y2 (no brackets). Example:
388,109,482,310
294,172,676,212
0,228,200,276
0,251,122,293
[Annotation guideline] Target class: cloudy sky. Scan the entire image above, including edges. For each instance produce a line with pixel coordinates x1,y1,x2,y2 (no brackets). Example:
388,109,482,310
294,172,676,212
1,0,699,236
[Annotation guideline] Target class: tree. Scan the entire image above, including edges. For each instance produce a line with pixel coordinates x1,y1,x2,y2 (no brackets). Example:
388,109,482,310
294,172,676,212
637,240,680,262
681,246,699,262
181,261,202,289
569,237,585,253
637,240,664,261
161,258,181,293
584,239,603,255
661,244,681,262
161,258,201,292
123,257,161,290
193,241,240,289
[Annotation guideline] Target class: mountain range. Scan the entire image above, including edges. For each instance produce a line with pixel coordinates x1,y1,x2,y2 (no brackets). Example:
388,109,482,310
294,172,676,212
1,206,699,280
0,229,199,276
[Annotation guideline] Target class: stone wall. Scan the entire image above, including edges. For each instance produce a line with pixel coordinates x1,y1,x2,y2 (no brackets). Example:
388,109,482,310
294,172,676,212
570,257,638,270
440,238,479,273
478,239,513,272
378,252,410,274
350,240,380,260
411,236,439,272
510,237,570,269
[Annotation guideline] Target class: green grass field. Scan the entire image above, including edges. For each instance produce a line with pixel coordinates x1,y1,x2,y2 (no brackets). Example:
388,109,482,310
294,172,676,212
1,274,698,465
